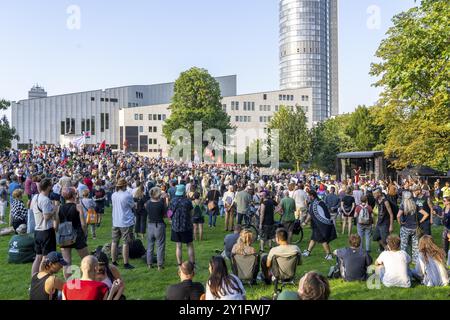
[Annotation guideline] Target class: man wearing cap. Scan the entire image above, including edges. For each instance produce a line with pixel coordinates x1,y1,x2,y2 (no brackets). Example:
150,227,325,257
111,178,136,270
8,224,35,264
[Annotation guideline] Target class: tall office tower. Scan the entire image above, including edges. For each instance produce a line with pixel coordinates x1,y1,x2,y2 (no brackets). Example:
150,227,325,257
279,0,339,122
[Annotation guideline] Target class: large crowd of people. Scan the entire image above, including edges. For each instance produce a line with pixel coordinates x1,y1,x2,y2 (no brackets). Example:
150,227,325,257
0,144,449,300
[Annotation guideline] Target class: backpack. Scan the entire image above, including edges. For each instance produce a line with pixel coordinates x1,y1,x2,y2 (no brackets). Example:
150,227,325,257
129,239,146,259
82,200,98,225
357,205,371,225
56,206,77,247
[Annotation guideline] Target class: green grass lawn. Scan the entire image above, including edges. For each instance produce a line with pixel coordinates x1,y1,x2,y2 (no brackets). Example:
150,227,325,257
0,205,448,300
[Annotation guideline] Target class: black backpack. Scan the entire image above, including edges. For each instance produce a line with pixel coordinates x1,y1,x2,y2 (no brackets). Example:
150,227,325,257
129,239,146,259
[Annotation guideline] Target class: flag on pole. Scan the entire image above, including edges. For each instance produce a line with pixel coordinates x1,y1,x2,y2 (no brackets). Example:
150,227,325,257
72,136,86,148
99,140,106,151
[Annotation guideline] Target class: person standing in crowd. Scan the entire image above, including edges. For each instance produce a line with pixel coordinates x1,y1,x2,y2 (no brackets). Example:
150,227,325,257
411,185,433,236
277,272,330,301
302,190,336,260
375,235,411,288
10,189,28,231
205,256,246,300
30,178,58,276
191,192,205,241
166,261,205,300
62,255,111,300
145,187,166,270
412,235,449,287
80,189,97,240
30,252,66,300
8,224,35,264
234,184,252,226
354,195,373,253
111,178,136,270
222,185,236,232
372,189,394,252
8,175,21,204
340,187,356,236
397,191,428,263
93,180,106,227
259,191,277,252
292,183,308,222
280,190,296,243
442,197,450,257
333,234,372,281
133,183,149,240
76,176,89,199
170,184,195,266
441,181,450,199
324,186,340,227
206,184,220,228
353,184,363,207
0,179,8,224
58,187,89,279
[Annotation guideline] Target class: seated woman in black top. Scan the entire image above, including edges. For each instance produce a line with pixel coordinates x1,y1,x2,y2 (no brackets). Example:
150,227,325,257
30,251,67,300
166,261,205,300
58,187,89,279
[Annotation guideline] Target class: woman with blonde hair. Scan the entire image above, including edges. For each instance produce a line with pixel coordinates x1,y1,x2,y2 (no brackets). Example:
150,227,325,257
412,235,449,286
232,229,257,256
397,191,429,263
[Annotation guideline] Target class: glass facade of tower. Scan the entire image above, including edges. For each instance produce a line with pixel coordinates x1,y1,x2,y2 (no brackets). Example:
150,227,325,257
279,0,338,122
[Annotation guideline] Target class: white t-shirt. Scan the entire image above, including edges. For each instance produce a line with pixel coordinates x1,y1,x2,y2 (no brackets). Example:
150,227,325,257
31,194,55,231
292,189,308,209
376,250,411,288
205,275,246,300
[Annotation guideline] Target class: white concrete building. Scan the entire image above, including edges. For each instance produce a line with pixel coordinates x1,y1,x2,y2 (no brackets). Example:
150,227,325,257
10,76,237,149
118,87,312,157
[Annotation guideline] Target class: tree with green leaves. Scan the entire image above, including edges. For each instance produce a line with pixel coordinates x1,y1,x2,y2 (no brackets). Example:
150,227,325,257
369,0,450,170
310,114,357,173
0,99,19,150
345,105,385,151
162,67,232,157
268,105,310,170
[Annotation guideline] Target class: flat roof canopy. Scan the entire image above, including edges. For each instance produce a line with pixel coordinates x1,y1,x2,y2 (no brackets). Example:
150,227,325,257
336,151,384,159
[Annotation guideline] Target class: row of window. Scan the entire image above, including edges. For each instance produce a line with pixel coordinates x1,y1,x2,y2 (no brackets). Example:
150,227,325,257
260,105,271,112
134,114,167,121
61,117,96,135
148,126,157,133
260,116,272,123
149,149,162,153
279,94,294,101
100,113,110,132
148,139,158,145
235,116,252,122
136,92,144,99
243,102,255,111
230,101,240,111
128,102,139,107
90,97,118,103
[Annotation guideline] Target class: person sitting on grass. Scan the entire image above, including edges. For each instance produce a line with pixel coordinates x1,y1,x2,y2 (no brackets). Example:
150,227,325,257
333,234,372,282
94,248,126,299
261,228,301,285
220,225,242,259
63,255,118,300
205,255,246,300
8,224,35,264
375,234,411,288
277,271,330,300
232,228,257,256
411,235,449,287
166,261,205,300
30,251,66,300
10,189,28,231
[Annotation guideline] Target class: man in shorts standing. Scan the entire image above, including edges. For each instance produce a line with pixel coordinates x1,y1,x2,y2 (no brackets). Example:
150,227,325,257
111,178,136,270
30,178,58,276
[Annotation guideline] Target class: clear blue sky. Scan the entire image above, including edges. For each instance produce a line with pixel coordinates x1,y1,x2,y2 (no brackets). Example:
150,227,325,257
0,0,417,119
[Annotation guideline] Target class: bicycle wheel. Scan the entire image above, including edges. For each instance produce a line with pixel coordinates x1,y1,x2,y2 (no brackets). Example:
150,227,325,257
291,226,304,245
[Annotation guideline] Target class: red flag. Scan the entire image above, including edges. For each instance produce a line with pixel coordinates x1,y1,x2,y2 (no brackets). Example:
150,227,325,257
99,140,106,151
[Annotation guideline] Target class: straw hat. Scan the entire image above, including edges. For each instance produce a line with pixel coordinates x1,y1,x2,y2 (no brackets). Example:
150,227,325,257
116,178,127,188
